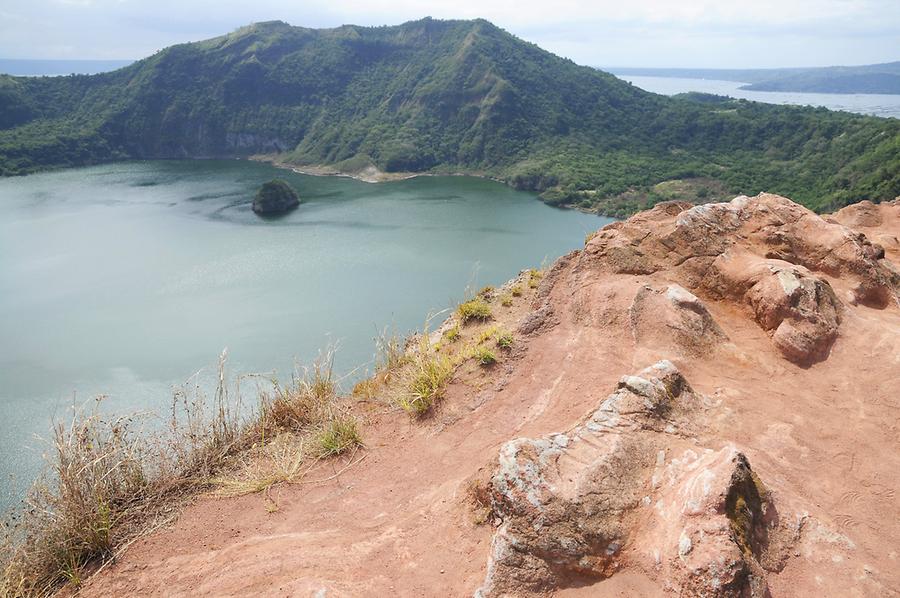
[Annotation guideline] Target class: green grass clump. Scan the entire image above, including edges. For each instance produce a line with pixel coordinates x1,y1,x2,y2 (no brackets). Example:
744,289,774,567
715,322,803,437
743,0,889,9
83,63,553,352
315,416,362,457
510,285,523,297
400,354,454,416
478,286,495,297
500,295,513,307
457,298,493,323
444,325,461,342
474,346,497,366
496,331,514,350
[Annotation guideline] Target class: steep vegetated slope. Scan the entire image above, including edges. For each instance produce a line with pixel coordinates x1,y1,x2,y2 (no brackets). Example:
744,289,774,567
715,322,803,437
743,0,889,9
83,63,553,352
74,195,900,596
1,18,899,215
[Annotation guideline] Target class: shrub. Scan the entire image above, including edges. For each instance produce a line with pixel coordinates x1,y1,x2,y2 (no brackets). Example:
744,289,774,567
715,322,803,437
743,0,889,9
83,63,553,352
474,346,497,366
399,353,453,416
444,325,461,342
315,416,362,457
510,285,523,297
496,331,514,350
457,298,492,323
500,295,513,307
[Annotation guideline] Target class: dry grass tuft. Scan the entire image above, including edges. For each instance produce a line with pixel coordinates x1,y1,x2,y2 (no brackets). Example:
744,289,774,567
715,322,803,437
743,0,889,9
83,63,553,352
457,298,492,323
260,354,336,435
375,327,406,372
398,350,454,416
351,378,378,400
0,350,361,597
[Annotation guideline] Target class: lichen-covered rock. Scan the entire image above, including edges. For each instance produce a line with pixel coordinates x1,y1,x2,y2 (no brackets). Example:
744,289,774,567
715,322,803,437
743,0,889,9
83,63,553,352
640,446,796,598
476,362,797,598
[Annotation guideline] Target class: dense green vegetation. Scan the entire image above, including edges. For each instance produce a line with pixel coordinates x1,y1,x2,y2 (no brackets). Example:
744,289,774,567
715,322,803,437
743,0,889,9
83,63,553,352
252,178,300,214
1,18,899,215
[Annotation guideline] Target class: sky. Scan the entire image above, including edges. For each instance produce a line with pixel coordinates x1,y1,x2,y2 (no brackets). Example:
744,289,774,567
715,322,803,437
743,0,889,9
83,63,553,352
0,0,898,68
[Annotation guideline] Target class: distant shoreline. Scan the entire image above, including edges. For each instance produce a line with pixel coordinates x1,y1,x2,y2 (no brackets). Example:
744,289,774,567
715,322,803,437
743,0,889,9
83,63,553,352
250,154,506,187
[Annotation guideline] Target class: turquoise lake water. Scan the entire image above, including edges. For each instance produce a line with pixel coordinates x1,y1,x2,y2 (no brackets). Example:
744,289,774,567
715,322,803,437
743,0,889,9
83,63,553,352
0,159,610,508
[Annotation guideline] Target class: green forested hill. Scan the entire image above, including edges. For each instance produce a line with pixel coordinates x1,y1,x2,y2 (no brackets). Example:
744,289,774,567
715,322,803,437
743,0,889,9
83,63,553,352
1,18,899,215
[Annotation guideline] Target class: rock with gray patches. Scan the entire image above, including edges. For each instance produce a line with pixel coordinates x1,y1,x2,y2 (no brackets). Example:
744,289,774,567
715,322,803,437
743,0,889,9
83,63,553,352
476,363,796,598
477,362,693,596
629,283,729,357
581,193,899,363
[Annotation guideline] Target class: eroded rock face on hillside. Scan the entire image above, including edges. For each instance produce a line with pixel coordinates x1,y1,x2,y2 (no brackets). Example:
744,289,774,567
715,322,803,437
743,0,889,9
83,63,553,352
629,284,729,358
75,194,900,598
831,198,900,263
476,362,797,598
581,193,899,365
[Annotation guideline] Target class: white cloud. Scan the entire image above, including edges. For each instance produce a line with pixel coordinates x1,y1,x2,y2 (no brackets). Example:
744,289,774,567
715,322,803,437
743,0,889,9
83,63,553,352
0,0,897,67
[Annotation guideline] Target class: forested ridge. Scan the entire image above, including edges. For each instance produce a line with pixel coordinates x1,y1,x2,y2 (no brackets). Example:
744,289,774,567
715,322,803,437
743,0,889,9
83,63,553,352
1,18,898,215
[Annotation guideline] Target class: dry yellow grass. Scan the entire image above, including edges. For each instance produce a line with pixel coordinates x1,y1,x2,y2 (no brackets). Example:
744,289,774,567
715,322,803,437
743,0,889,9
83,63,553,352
0,350,361,597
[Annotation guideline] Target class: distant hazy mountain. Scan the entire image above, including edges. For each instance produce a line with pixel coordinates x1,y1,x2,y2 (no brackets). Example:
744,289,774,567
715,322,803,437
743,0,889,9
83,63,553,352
1,19,898,215
607,62,900,95
0,59,134,76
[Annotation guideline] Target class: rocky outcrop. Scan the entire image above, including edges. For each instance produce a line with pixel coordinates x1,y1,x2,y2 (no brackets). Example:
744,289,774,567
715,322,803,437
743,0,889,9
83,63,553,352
75,193,900,598
702,253,843,365
629,284,729,357
477,362,796,597
581,193,899,365
831,199,900,264
252,179,301,215
830,199,886,229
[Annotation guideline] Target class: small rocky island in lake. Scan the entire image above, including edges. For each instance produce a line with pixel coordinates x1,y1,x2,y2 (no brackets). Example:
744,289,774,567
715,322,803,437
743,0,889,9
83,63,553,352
252,179,300,215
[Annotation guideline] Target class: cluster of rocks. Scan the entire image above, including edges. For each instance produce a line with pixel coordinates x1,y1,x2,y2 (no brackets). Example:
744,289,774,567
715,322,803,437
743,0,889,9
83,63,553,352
580,193,899,366
476,195,900,595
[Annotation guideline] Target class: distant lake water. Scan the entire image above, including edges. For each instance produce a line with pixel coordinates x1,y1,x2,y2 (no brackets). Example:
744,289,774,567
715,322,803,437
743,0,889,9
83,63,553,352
0,59,134,76
621,75,900,119
0,160,609,509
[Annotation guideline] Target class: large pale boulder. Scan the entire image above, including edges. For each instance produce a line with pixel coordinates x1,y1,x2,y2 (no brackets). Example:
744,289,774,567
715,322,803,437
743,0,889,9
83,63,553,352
629,284,729,357
476,362,796,597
